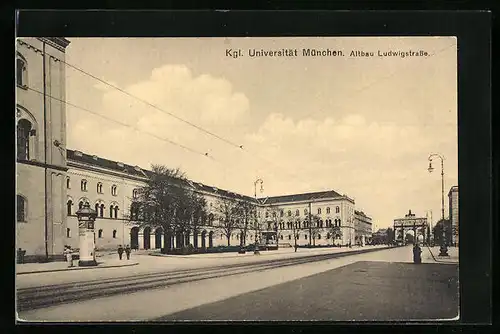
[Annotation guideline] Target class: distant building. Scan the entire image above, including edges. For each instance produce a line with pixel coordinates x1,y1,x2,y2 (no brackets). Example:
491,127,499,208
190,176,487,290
354,210,372,245
448,186,459,246
372,228,388,245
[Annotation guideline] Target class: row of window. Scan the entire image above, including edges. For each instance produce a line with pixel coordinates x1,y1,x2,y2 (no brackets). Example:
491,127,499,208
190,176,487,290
66,228,117,239
72,178,119,196
266,206,341,218
67,199,120,219
269,219,342,230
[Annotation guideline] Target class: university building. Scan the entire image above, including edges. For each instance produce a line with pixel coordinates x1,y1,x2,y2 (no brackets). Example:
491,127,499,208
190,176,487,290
16,37,372,261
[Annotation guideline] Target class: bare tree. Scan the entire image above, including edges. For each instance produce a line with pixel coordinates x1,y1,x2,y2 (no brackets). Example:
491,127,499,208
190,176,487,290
328,225,343,246
214,196,239,246
129,165,188,250
235,200,256,247
309,213,322,246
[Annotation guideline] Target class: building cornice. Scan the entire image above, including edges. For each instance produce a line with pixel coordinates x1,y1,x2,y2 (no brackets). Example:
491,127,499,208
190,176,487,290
17,159,68,172
38,37,71,52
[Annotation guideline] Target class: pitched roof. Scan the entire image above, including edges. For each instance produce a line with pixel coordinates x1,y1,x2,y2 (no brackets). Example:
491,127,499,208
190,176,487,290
66,149,257,203
263,190,342,204
67,149,147,178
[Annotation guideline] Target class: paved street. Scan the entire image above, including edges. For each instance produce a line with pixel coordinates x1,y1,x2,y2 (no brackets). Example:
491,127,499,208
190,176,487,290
162,260,458,321
16,245,458,322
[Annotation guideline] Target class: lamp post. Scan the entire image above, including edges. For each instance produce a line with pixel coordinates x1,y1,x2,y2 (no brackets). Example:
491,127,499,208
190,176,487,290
254,178,264,255
76,203,98,266
428,153,449,256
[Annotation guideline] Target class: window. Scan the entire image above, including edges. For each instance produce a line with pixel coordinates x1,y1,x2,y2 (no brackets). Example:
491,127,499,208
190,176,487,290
318,208,322,214
318,234,321,239
111,185,117,196
67,200,73,215
110,205,114,218
98,229,103,238
130,203,139,220
133,189,138,199
114,206,118,219
327,233,331,239
66,177,71,189
287,210,291,217
81,180,87,191
304,209,308,215
17,195,26,222
100,204,105,217
305,235,308,240
112,230,117,238
272,212,276,218
288,235,292,240
295,210,299,216
280,210,284,217
265,212,269,218
97,182,103,194
66,228,71,238
17,119,32,160
336,206,340,213
326,207,331,214
95,203,99,213
16,55,27,87
280,235,283,240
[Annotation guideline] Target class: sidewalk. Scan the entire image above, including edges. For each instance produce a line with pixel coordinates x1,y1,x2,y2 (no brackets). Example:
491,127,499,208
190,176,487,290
426,246,459,264
16,258,139,275
149,245,389,259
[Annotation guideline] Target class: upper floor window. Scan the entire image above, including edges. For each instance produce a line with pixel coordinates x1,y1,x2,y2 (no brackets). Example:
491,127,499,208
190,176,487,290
78,199,89,209
280,210,284,217
67,199,73,215
272,211,276,218
265,211,269,218
326,207,331,214
16,55,27,87
17,119,33,160
304,209,308,216
98,229,103,238
335,206,340,213
295,209,299,216
17,195,26,222
66,228,71,238
133,189,139,199
287,210,291,217
113,230,117,238
81,179,88,191
111,185,117,196
97,182,103,194
66,177,71,189
317,208,322,215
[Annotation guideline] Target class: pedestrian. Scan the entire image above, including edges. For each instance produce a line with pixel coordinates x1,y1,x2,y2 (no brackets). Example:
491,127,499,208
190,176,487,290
65,246,74,268
125,245,131,260
118,245,124,260
294,243,298,252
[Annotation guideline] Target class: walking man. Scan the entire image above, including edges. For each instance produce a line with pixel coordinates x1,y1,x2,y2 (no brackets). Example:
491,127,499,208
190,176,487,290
125,245,131,260
118,245,124,260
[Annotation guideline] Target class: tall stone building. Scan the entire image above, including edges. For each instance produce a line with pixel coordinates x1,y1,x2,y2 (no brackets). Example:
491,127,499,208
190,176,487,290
16,38,71,261
448,185,459,246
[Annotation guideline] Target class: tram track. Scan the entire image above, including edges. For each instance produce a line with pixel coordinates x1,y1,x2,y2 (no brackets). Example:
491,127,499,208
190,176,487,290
17,246,392,311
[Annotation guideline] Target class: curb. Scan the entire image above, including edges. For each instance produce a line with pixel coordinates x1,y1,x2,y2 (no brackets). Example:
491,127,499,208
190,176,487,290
17,261,139,275
426,246,459,264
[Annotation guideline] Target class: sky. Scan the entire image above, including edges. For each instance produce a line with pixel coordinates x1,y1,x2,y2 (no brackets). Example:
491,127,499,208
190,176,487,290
64,37,457,230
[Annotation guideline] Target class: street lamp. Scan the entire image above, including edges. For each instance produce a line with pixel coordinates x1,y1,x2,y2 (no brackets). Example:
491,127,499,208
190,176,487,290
76,203,98,266
428,153,449,256
254,178,264,255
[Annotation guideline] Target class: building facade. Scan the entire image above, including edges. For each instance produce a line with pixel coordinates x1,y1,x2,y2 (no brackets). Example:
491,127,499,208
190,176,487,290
16,37,71,261
448,185,459,246
354,210,372,245
63,149,361,252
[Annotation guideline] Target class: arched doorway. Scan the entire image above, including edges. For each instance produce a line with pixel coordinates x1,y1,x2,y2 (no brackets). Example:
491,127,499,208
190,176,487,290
201,230,207,248
155,228,163,249
130,227,139,249
208,231,214,248
143,227,151,250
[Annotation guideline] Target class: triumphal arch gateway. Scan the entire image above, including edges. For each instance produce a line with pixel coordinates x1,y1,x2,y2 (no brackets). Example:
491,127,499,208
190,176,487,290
393,210,428,244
